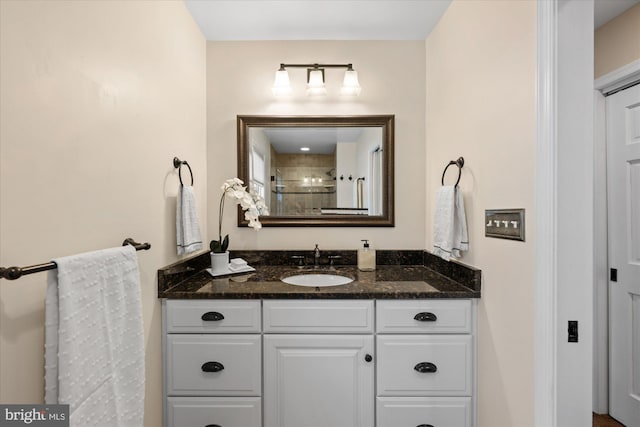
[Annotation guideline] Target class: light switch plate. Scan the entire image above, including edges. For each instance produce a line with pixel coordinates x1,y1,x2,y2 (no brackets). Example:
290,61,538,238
485,209,525,241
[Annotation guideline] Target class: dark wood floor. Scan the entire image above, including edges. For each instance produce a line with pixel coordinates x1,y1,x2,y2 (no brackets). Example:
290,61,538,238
593,413,625,427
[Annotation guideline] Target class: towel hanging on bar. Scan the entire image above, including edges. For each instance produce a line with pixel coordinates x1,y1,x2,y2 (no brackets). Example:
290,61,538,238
173,156,203,255
356,177,365,209
45,244,145,425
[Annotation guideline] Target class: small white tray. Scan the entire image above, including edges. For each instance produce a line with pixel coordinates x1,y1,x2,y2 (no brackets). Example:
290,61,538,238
206,265,255,277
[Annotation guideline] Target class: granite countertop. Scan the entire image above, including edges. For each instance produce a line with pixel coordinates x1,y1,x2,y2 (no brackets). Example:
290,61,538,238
158,251,481,300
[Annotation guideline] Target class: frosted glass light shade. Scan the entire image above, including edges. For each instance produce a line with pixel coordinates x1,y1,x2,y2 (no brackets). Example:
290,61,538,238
341,70,361,96
307,69,327,96
272,69,292,96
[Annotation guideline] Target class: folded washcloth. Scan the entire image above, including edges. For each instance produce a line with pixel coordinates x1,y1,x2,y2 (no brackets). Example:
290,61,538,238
432,185,469,261
45,245,145,426
229,258,249,272
230,258,248,267
177,185,203,255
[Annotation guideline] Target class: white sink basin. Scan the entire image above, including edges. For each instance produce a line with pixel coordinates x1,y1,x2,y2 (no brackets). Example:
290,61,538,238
282,273,353,287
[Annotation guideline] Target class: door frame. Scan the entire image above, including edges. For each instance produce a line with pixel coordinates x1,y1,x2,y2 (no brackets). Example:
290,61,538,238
534,2,558,421
593,58,640,414
536,1,595,425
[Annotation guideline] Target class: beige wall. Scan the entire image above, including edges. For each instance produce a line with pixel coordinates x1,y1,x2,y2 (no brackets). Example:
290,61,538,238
425,1,536,426
207,41,425,250
595,3,640,78
0,2,206,426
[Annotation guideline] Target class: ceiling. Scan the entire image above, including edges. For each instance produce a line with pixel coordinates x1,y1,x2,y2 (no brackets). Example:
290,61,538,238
184,0,452,40
185,0,639,41
262,127,367,154
595,0,639,28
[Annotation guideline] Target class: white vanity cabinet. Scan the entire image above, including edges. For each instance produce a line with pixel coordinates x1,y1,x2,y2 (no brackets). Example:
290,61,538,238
163,298,476,427
162,300,262,427
376,300,476,427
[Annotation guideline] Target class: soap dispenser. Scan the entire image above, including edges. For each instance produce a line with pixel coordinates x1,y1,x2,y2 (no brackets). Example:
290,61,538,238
358,240,376,271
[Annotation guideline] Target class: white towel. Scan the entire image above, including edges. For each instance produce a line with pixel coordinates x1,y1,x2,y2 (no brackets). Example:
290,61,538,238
229,258,249,272
45,245,145,427
230,258,248,267
432,186,469,261
176,185,203,255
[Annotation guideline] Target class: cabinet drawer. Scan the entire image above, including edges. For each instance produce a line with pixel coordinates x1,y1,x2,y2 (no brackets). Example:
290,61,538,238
166,334,261,396
165,300,261,333
263,300,374,333
377,335,472,396
377,300,472,333
167,397,261,427
377,397,472,427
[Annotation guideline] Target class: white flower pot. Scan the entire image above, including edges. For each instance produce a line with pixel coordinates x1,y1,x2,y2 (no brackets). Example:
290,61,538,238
210,251,229,274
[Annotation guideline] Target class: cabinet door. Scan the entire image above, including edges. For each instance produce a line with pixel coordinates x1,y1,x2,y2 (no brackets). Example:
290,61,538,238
264,335,374,427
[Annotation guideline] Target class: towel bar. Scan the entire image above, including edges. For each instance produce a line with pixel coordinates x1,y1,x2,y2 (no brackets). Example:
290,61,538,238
0,238,151,281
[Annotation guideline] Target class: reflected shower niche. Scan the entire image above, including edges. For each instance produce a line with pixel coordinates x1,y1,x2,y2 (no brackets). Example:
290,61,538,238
237,115,394,227
270,149,339,216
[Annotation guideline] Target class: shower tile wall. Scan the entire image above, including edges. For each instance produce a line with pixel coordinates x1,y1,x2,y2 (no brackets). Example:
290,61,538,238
270,152,336,215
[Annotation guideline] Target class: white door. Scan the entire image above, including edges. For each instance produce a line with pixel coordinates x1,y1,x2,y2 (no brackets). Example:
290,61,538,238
263,334,374,427
607,83,640,427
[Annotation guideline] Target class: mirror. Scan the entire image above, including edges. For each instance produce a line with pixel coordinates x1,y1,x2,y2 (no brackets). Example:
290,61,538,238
237,115,394,227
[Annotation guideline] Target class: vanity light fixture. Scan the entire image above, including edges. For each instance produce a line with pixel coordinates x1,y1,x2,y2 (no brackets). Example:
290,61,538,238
307,69,327,96
341,68,362,96
300,147,310,152
271,66,292,96
272,63,361,97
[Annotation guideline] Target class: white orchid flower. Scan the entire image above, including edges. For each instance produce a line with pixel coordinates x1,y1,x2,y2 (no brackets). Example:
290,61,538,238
214,177,267,252
231,189,244,200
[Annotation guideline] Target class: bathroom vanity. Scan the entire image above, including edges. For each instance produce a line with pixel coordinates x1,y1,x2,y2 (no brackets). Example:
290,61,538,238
159,251,480,427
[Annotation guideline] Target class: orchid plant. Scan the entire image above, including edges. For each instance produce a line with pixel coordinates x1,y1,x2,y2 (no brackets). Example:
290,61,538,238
210,178,269,253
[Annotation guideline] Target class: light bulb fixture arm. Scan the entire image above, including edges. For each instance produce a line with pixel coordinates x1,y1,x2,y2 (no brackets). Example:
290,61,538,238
279,63,353,70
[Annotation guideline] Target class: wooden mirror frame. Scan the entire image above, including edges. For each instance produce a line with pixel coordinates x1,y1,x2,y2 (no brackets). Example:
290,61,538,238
237,115,395,227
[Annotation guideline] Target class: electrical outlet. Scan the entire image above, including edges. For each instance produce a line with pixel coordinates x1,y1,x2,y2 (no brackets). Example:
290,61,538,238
568,321,578,343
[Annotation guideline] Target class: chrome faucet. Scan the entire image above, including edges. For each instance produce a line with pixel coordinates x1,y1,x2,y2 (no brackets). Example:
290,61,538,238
314,244,321,267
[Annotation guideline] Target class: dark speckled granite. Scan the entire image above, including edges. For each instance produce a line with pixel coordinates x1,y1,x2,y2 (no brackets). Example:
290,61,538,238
423,251,481,293
158,250,481,300
157,250,210,294
227,249,425,267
